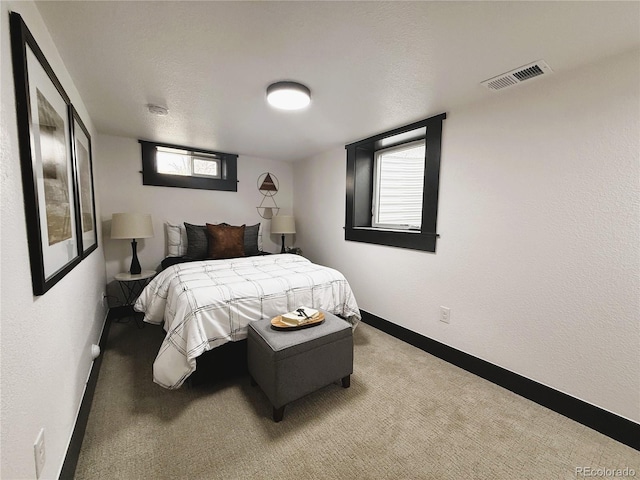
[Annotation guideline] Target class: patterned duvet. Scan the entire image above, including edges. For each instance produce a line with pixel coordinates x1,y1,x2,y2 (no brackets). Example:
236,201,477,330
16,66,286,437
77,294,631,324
135,254,361,389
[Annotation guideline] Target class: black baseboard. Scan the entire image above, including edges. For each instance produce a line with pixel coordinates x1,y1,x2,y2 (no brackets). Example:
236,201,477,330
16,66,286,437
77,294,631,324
360,310,639,451
59,316,112,480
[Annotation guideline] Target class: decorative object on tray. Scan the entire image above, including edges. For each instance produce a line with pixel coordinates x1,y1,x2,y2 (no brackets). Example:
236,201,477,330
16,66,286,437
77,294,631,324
271,307,325,330
285,246,302,255
257,172,280,219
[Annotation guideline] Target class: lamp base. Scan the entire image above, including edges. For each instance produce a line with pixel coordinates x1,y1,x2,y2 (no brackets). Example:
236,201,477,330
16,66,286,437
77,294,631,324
130,239,141,274
280,234,286,254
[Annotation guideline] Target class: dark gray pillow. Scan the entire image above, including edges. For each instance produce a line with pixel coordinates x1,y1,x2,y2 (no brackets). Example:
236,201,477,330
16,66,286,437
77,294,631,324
184,223,208,259
243,223,261,256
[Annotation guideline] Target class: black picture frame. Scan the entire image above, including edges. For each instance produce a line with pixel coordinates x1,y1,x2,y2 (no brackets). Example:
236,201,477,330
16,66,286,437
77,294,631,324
10,12,82,295
71,106,98,257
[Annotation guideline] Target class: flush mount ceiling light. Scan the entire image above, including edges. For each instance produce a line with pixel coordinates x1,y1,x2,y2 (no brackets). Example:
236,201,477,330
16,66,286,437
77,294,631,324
266,81,311,110
147,104,169,116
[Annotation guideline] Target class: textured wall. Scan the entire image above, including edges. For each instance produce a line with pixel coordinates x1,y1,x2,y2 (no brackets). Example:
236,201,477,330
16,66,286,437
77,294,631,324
95,134,294,284
294,49,640,422
0,2,108,478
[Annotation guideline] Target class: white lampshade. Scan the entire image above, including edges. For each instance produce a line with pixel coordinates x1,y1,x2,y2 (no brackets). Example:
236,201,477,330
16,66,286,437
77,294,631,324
111,213,154,239
271,215,296,234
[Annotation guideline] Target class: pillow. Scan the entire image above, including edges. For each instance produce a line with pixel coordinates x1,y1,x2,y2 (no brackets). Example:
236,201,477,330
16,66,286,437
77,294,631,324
219,222,263,256
166,222,187,257
206,223,245,259
243,223,261,256
184,223,208,260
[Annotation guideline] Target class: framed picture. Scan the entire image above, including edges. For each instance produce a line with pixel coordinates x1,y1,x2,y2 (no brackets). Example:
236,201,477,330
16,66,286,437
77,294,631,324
10,12,81,295
71,107,98,257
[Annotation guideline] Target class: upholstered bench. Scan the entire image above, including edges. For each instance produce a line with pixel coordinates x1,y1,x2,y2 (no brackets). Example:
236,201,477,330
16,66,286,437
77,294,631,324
247,311,353,422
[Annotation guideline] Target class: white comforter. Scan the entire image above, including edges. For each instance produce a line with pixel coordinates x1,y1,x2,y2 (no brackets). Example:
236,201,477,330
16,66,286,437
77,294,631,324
135,254,361,389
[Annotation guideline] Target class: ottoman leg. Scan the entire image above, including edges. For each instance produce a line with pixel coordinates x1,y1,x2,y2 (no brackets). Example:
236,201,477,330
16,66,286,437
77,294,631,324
341,375,350,388
273,406,285,423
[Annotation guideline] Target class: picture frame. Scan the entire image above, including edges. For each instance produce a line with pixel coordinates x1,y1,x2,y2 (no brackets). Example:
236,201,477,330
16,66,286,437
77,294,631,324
71,106,98,257
10,12,81,295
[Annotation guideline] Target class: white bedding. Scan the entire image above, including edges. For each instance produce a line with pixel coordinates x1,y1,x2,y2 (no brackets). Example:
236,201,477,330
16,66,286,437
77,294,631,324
134,254,361,389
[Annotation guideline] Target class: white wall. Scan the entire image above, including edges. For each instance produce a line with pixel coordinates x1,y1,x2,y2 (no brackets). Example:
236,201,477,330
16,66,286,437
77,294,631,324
96,134,294,284
0,2,108,479
293,49,640,423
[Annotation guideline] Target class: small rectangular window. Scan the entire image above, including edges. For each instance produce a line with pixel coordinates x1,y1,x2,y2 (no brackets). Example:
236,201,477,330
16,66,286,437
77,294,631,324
193,157,219,178
373,140,425,230
140,140,237,191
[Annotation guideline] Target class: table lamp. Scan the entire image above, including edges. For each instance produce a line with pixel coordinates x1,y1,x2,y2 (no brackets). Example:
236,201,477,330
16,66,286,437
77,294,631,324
270,215,296,254
111,213,154,274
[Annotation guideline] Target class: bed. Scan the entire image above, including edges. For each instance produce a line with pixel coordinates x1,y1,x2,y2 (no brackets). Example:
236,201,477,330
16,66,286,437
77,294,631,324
134,253,361,389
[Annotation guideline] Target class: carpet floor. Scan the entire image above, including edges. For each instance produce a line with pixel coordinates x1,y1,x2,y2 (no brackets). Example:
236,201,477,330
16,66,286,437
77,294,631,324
73,319,639,479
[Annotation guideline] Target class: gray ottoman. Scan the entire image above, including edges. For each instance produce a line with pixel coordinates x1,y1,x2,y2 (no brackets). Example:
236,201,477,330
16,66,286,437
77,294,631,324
247,311,353,422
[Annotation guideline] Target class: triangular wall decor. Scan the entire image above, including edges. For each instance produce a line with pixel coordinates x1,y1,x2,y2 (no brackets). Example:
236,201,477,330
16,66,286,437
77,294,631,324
259,173,277,192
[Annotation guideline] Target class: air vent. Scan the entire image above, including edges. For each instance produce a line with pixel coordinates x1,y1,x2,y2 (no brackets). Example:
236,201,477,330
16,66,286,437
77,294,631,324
481,60,552,91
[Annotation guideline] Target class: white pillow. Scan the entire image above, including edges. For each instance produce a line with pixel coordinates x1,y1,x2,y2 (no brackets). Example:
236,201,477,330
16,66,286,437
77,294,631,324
257,222,263,252
166,222,187,257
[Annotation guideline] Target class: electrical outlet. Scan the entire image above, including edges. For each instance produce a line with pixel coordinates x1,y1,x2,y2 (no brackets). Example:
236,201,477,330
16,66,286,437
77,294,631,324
34,428,45,479
440,306,450,324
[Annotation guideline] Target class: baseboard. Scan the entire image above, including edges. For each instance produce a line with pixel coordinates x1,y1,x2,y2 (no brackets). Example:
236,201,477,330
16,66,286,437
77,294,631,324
360,310,639,451
59,314,112,480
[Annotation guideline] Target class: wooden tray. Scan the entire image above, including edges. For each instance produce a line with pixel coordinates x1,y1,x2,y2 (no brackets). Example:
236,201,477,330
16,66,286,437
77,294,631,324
271,311,325,331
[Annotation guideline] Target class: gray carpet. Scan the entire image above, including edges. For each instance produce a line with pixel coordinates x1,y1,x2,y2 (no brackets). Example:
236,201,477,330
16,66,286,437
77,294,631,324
74,319,639,479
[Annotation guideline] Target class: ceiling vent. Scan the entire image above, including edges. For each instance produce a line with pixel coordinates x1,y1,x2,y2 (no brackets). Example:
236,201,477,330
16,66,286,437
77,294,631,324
481,60,552,91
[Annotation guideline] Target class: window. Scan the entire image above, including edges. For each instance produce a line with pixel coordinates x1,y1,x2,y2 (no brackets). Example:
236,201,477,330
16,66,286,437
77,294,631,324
156,147,221,178
344,113,446,252
140,140,237,191
373,141,425,230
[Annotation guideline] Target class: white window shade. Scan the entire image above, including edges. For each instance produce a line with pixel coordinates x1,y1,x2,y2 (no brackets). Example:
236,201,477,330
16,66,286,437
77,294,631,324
373,142,425,229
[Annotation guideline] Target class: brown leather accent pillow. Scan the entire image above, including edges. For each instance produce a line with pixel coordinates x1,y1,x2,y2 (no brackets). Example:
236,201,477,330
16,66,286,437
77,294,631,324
206,223,246,259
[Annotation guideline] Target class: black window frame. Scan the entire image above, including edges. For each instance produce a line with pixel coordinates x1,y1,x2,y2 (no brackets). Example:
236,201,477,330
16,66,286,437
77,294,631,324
345,112,446,252
139,140,238,192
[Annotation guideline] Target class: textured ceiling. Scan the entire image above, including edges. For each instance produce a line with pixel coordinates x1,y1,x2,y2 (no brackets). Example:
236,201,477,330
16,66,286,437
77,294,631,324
35,1,640,162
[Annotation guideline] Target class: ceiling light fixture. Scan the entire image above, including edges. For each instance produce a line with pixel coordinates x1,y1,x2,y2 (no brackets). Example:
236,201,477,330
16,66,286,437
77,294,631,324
147,104,169,116
266,81,311,110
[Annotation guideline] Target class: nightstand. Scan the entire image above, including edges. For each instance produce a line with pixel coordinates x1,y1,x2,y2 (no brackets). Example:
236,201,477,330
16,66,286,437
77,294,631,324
113,270,155,328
